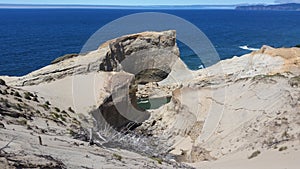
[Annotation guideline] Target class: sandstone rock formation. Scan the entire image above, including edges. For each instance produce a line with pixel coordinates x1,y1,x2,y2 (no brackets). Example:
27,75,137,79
137,45,300,165
2,30,189,129
0,30,194,168
1,30,300,168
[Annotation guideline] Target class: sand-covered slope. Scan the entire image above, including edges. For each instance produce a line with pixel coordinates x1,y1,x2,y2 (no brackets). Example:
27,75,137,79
138,45,300,168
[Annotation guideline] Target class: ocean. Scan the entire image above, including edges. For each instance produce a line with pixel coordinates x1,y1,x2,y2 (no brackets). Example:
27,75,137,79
0,9,299,76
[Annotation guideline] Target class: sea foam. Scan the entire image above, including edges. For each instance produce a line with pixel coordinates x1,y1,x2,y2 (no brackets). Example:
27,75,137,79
239,45,259,51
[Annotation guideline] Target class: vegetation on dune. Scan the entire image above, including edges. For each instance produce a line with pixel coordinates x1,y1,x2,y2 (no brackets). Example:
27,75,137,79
3,89,8,95
50,112,66,122
253,73,286,80
24,92,32,100
14,97,23,102
32,97,39,102
67,129,76,137
68,107,75,113
14,91,21,98
2,98,11,108
113,153,122,161
16,119,28,126
39,104,50,111
0,79,6,86
13,103,23,111
150,157,163,164
51,53,79,64
289,76,300,87
248,150,261,159
279,146,288,151
54,107,60,112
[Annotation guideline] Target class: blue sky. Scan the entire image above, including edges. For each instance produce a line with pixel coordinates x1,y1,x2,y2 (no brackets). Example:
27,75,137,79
0,0,289,5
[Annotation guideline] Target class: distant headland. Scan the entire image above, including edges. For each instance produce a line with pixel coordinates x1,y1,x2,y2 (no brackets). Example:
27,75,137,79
236,3,300,11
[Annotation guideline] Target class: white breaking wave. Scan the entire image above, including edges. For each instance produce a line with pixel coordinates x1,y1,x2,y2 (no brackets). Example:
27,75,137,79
138,100,149,104
239,45,259,51
198,64,204,69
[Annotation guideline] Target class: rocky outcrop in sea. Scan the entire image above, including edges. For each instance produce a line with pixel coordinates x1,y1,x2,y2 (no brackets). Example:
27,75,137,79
236,3,300,11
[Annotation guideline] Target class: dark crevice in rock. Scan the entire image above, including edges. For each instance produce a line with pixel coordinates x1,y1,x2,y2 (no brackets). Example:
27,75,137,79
96,94,148,132
134,68,169,85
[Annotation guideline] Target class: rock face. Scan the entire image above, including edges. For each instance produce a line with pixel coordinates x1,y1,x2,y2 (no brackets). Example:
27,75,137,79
2,30,191,136
4,30,184,87
99,30,179,73
137,45,300,163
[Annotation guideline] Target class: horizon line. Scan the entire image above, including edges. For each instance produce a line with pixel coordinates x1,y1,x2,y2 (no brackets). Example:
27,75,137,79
0,3,239,6
2,3,297,9
0,4,239,9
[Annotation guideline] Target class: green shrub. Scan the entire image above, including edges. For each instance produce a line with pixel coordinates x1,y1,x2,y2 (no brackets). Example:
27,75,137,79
32,97,39,102
14,91,21,97
17,119,27,126
0,79,6,86
248,150,261,159
113,153,122,161
68,107,75,113
60,115,66,122
282,131,289,139
14,103,23,111
27,125,32,130
39,104,50,111
3,89,8,95
150,157,163,164
72,117,81,125
51,112,60,119
51,112,66,122
295,44,300,48
28,92,34,97
289,76,300,87
14,97,22,102
3,99,10,108
279,146,288,151
54,107,60,112
67,129,76,136
23,102,29,107
24,92,31,100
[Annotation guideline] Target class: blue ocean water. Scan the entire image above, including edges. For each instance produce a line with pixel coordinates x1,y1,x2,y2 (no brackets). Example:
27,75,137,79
0,9,299,76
